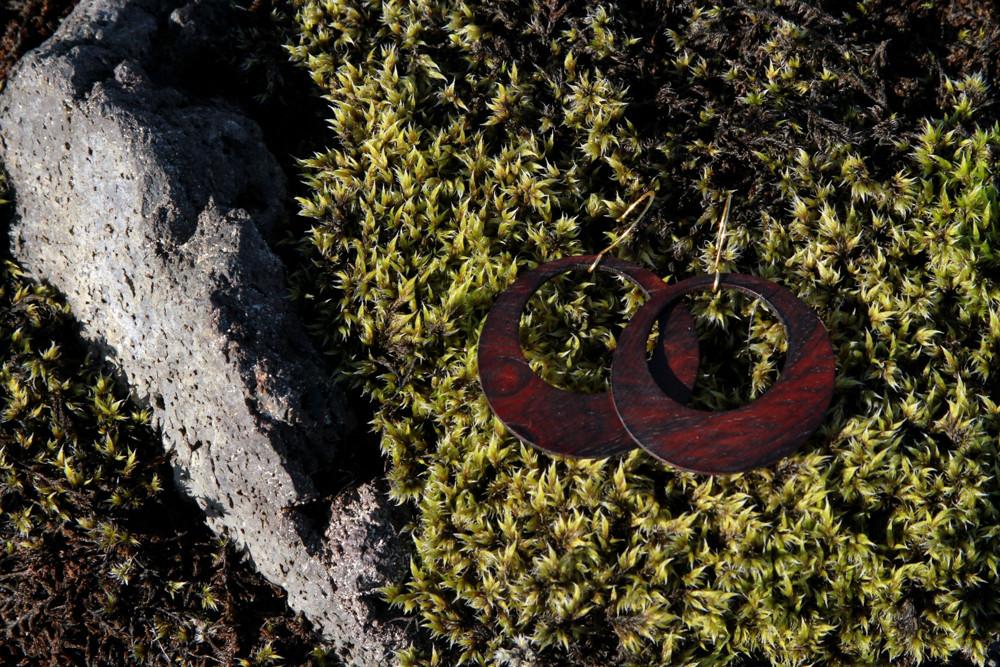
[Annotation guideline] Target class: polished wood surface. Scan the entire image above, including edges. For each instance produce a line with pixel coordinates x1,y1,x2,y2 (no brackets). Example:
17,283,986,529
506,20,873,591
478,256,700,458
611,273,835,473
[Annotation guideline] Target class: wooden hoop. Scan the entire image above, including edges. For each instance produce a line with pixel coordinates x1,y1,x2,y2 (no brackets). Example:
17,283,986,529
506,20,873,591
477,256,699,458
611,274,835,473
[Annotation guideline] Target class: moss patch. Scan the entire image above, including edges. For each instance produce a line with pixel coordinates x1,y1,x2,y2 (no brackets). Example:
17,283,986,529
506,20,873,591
287,1,1000,665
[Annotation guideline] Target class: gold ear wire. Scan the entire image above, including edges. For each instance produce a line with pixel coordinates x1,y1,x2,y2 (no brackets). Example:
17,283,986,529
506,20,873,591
588,190,655,273
712,191,734,292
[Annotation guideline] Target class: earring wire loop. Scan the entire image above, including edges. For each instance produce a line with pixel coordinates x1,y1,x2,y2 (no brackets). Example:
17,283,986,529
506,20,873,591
588,190,656,273
712,192,734,293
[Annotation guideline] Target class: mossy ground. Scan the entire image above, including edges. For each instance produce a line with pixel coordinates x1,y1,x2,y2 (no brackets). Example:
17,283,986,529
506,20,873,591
286,0,1000,665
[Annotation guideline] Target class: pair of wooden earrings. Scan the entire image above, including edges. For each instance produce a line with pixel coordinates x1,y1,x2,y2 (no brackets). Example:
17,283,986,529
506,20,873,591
477,255,835,474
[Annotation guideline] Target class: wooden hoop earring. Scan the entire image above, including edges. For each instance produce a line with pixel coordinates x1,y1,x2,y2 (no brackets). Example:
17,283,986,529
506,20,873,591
611,274,835,473
478,256,700,458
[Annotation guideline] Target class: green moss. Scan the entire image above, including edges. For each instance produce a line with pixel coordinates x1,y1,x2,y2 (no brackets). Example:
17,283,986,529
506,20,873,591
287,1,1000,664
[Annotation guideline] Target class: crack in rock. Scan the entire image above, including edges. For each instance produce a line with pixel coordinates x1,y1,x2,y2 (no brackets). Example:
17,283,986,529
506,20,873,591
0,0,413,663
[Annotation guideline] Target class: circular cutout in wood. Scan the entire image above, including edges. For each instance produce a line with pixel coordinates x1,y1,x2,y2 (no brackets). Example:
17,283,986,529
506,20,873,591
478,255,699,458
611,273,835,473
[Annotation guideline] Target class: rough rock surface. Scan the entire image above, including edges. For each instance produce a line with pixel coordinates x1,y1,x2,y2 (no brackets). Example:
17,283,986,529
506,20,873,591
0,0,412,663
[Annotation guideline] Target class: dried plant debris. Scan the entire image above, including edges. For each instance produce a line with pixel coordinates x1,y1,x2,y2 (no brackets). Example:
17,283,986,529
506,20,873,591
0,0,77,81
0,174,333,665
286,0,1000,665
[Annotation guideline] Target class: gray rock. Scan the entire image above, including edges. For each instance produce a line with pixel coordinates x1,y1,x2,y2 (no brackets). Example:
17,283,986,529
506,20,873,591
0,0,412,663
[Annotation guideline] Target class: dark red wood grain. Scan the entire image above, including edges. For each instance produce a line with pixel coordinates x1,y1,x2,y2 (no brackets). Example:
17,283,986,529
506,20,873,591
477,256,699,458
611,274,835,473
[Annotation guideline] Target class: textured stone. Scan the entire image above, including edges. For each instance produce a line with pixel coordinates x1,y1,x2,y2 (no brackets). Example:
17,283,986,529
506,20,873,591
0,0,411,663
